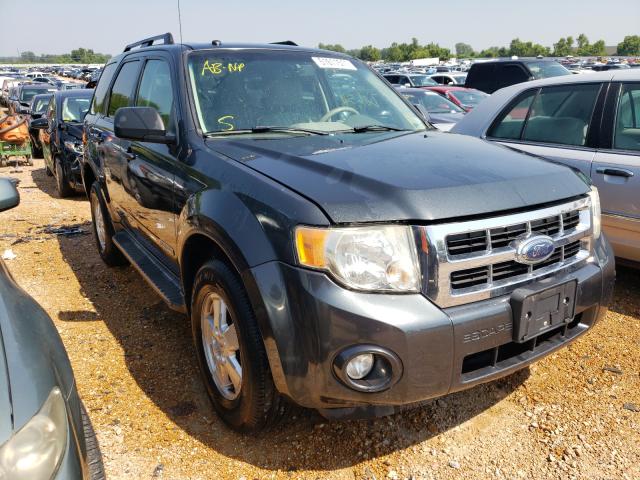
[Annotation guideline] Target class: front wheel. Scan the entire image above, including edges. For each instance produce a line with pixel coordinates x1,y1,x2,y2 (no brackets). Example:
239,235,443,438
191,260,287,432
89,182,128,267
55,158,73,197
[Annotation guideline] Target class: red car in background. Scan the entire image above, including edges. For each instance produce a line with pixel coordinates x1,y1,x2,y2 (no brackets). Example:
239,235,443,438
424,86,489,112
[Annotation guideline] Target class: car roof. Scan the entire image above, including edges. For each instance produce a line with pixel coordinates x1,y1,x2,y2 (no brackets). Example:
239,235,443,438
110,42,348,63
472,58,560,64
425,86,475,92
19,83,53,90
54,89,94,99
397,87,439,94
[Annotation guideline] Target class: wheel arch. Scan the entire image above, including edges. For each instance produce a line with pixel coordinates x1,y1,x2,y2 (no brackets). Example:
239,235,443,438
179,226,290,396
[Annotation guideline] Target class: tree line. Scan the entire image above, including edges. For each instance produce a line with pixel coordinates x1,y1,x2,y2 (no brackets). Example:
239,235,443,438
0,48,111,64
320,35,640,62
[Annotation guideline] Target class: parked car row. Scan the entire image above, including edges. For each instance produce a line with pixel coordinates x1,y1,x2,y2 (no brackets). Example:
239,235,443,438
1,36,629,451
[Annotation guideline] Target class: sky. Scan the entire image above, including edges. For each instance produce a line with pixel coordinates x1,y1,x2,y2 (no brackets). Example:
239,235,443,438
1,0,638,56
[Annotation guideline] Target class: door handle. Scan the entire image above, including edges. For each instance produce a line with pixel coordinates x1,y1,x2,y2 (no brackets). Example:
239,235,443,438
124,147,136,161
595,167,634,178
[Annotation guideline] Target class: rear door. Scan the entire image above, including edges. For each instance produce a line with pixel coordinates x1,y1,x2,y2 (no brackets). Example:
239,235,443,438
486,83,605,179
95,59,142,215
592,82,640,261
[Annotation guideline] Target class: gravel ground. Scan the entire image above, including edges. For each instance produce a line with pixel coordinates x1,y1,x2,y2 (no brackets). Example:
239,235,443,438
0,159,638,480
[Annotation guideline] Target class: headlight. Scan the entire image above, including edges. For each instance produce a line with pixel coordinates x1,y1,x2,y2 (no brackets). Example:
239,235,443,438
0,387,68,479
63,141,83,154
588,186,601,239
295,225,421,292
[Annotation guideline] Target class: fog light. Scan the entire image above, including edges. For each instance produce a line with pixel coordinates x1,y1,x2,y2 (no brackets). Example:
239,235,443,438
345,353,374,380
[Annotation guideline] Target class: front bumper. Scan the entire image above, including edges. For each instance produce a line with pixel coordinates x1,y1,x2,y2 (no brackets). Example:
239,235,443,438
249,235,615,415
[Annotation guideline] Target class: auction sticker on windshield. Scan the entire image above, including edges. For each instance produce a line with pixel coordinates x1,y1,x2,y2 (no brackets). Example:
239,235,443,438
312,57,357,70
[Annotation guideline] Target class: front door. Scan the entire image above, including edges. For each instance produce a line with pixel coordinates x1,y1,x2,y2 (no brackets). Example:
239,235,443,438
122,57,179,261
593,82,640,262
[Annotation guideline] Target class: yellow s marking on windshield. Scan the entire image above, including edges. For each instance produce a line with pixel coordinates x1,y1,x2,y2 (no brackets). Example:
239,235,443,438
201,60,246,76
217,115,235,131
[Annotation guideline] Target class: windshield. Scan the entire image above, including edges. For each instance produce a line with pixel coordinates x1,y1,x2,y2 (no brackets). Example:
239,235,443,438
32,96,50,113
20,88,47,102
525,61,571,79
404,92,464,114
410,75,438,86
61,97,90,122
450,89,489,107
187,51,426,135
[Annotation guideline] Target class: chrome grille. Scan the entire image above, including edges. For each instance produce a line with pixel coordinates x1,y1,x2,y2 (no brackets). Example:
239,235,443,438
424,197,594,307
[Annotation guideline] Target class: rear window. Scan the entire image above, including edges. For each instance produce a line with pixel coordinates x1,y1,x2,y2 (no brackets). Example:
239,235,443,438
90,62,117,115
525,61,571,80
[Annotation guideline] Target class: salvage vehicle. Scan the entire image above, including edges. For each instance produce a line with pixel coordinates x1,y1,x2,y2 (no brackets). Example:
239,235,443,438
429,73,467,85
10,83,56,114
452,69,640,264
383,73,438,87
398,87,465,131
0,178,105,479
465,58,571,94
83,33,615,432
425,85,490,112
32,89,92,197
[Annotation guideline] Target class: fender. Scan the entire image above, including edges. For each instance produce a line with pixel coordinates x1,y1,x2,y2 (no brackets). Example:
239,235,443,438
177,189,292,394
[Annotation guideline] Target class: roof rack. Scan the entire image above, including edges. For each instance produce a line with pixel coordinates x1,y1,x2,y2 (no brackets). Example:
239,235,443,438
271,40,298,46
124,33,174,52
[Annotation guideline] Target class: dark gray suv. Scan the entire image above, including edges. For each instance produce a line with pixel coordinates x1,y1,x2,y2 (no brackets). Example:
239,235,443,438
82,33,615,432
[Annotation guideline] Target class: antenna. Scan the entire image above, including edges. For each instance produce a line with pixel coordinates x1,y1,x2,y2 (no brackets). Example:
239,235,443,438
177,0,184,46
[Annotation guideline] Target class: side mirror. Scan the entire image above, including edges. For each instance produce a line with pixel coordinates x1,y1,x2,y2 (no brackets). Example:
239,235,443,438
30,117,48,129
114,107,175,144
404,83,412,88
0,178,20,212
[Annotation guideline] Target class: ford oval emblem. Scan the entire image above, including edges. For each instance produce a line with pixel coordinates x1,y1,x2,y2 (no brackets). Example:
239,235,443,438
513,235,555,265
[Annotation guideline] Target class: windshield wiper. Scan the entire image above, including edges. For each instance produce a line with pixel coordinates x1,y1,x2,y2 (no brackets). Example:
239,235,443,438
348,125,409,133
205,126,329,137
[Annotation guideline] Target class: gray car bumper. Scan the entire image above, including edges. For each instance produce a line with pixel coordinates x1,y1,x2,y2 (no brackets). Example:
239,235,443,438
249,235,615,417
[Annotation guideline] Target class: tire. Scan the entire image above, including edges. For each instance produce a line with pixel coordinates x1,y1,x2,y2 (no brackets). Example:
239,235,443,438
191,260,287,432
81,402,106,480
89,182,128,267
55,158,73,198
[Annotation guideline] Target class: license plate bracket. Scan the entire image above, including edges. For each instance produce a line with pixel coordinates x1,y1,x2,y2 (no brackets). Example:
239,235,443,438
510,280,577,343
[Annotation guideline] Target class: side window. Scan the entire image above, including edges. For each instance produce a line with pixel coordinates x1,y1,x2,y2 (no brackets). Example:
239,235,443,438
488,89,537,140
90,62,117,115
106,61,141,117
47,97,56,121
384,76,397,84
495,65,530,90
614,84,640,151
523,84,601,147
136,59,175,130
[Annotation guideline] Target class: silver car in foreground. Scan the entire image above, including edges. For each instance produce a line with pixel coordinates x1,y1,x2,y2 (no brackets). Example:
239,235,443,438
452,70,640,264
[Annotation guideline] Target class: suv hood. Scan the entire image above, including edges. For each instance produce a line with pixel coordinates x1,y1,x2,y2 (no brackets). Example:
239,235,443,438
208,131,589,223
